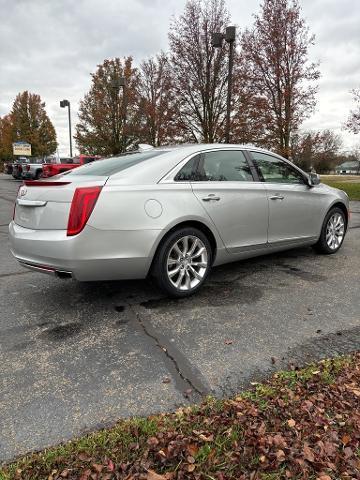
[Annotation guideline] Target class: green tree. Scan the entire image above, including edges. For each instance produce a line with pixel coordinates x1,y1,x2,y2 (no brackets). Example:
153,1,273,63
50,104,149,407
75,57,140,155
0,114,14,161
11,91,57,157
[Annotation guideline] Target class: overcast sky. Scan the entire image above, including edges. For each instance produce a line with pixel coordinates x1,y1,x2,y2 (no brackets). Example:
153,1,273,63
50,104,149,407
0,0,359,155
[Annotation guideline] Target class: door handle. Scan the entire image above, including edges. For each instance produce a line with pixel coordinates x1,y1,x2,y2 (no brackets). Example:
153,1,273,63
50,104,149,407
202,195,220,202
269,195,284,200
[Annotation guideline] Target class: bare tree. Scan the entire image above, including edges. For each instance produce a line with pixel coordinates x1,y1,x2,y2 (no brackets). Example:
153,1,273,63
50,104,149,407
169,0,230,143
137,53,178,146
240,0,320,157
345,89,360,134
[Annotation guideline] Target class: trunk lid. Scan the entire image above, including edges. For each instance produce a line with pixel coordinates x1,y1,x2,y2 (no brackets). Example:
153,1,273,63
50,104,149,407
14,176,107,230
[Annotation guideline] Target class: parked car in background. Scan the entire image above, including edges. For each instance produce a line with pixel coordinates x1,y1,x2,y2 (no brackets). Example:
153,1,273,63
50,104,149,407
9,144,349,297
42,155,101,177
21,158,45,180
3,161,14,175
12,157,31,179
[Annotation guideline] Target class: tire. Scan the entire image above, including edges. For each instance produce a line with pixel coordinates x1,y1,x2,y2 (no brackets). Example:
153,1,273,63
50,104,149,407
313,207,346,254
35,170,42,180
152,227,212,298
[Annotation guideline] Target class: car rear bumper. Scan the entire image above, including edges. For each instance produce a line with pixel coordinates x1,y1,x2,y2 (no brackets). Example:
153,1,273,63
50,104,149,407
8,221,160,281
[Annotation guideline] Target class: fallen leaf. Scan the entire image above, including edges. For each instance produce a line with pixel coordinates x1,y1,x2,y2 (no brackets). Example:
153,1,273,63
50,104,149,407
146,470,169,480
162,378,171,384
224,340,233,345
199,433,214,442
287,419,296,427
303,444,315,463
186,464,196,472
147,436,159,447
79,469,91,480
92,464,103,473
187,455,195,464
187,443,199,456
276,450,286,462
78,453,91,462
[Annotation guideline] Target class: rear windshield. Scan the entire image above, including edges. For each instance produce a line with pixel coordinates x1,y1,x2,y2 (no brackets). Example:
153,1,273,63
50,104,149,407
66,151,166,177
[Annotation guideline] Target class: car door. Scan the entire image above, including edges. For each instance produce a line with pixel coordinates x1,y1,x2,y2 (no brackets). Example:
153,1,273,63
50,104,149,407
249,151,322,244
189,149,268,253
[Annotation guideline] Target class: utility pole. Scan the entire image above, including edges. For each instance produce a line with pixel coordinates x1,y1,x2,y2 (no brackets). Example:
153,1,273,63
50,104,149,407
212,26,236,144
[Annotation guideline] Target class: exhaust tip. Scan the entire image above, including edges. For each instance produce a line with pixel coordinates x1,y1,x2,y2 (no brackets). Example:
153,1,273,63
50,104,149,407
55,270,73,279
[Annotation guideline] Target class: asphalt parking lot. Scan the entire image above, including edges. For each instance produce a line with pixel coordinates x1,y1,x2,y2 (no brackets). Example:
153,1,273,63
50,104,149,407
0,173,359,462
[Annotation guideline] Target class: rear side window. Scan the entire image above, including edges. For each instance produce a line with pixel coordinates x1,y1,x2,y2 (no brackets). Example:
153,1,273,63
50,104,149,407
174,155,200,181
195,150,253,182
67,151,166,176
251,151,305,184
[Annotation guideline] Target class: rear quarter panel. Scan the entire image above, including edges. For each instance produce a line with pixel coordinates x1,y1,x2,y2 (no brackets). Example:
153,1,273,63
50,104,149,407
88,183,226,260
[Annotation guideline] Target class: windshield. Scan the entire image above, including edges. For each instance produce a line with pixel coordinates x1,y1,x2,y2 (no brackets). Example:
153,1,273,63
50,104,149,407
66,151,166,177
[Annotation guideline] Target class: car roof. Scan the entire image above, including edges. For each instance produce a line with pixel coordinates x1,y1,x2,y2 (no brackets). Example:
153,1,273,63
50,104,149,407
152,143,276,155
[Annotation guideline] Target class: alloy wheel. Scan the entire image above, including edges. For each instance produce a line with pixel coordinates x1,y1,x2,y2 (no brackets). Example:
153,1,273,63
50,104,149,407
325,212,345,250
166,235,208,291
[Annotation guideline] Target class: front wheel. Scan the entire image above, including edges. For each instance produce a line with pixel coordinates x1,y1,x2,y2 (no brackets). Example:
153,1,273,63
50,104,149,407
313,207,346,254
152,227,212,297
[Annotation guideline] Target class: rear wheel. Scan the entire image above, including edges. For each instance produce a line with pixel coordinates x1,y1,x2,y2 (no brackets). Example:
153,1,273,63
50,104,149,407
313,207,346,254
153,227,212,297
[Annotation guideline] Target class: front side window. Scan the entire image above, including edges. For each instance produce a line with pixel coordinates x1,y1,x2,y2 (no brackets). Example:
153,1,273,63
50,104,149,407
251,152,305,184
194,150,253,182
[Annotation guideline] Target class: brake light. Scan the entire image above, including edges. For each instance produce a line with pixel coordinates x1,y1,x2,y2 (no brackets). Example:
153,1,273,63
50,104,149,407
67,186,102,236
26,165,30,171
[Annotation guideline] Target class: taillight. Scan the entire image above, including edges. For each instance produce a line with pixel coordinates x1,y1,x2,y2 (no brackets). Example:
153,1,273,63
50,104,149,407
67,186,102,236
26,165,30,171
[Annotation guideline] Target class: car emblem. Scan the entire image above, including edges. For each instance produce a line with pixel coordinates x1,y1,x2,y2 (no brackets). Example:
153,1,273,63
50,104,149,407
19,187,27,197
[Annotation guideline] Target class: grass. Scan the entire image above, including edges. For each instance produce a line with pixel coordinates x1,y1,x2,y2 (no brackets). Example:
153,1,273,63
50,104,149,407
1,354,359,479
321,174,360,200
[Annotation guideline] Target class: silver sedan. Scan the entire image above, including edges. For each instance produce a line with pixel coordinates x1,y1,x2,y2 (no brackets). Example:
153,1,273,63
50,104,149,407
9,144,349,297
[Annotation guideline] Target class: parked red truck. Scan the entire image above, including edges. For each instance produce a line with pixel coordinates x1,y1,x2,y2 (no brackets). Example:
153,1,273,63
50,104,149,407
42,155,101,177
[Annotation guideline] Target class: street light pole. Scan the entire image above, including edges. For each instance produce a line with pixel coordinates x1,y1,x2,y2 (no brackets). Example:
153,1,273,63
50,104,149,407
212,26,236,144
60,99,73,157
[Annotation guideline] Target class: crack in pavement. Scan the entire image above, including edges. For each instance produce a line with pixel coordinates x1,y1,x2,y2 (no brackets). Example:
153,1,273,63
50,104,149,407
128,304,211,401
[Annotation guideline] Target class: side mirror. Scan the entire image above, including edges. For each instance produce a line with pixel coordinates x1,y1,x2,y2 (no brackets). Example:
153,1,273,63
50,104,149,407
308,172,320,187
